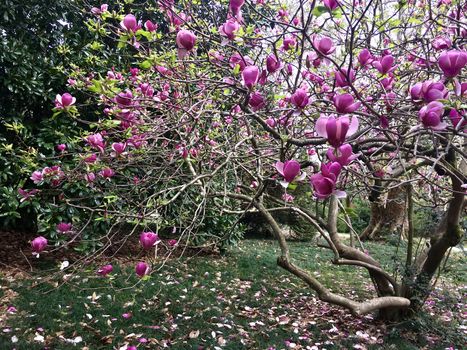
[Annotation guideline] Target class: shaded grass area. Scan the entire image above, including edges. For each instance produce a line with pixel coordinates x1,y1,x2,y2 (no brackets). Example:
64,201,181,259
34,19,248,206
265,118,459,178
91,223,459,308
0,239,465,349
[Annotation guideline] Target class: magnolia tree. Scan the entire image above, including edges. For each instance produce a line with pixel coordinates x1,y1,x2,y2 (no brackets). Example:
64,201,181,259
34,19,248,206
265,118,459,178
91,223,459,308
24,0,466,320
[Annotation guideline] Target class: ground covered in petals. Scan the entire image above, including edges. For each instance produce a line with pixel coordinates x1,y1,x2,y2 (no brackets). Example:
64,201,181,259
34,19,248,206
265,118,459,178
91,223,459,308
0,240,465,349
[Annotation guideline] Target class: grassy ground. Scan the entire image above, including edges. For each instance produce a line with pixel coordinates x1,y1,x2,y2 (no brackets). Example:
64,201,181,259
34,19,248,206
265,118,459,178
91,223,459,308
0,239,465,349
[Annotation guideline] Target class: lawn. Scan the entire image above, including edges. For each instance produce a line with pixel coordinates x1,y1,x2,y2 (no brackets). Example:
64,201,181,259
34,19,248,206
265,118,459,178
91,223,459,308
0,239,465,349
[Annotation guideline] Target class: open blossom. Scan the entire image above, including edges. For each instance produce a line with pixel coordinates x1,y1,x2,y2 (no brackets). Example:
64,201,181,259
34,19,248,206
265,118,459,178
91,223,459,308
99,168,115,178
229,53,253,71
120,14,138,32
176,29,196,59
97,264,113,276
419,101,446,130
282,36,296,51
31,236,47,254
333,93,360,114
315,115,359,147
449,109,466,130
135,262,150,277
86,133,105,153
229,0,245,20
438,50,467,77
275,160,305,187
115,90,133,108
18,188,39,202
140,231,160,249
310,162,343,199
327,144,359,166
290,88,309,109
242,65,259,88
56,222,72,233
111,142,127,157
55,93,76,109
266,54,281,73
30,170,43,184
220,18,240,40
313,36,335,56
410,81,448,102
144,20,157,32
91,4,108,15
373,54,396,74
84,172,96,183
334,68,355,87
432,36,451,50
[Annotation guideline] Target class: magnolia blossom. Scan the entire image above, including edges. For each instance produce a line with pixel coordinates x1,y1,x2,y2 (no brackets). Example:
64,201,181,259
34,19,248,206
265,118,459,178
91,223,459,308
358,48,372,66
334,68,355,87
315,115,359,147
219,19,240,40
449,109,466,130
56,144,67,152
176,29,197,59
333,93,360,114
31,236,47,254
323,0,339,11
120,14,138,32
310,162,343,199
290,88,309,109
97,264,113,276
18,188,39,202
248,92,266,111
168,239,178,246
99,168,115,178
229,0,245,20
373,54,396,75
419,101,447,130
140,231,160,249
266,54,281,73
86,133,105,152
30,170,43,184
135,262,150,277
326,144,359,166
242,65,259,88
410,81,448,102
91,4,108,15
144,20,157,32
57,222,72,233
229,53,252,71
275,160,305,187
111,142,127,157
313,36,335,56
438,50,467,78
115,90,133,108
432,36,452,50
55,93,76,109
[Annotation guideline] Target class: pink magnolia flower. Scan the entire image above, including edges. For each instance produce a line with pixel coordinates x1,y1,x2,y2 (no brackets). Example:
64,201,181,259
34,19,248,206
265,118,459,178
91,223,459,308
176,29,196,59
373,54,396,75
30,170,43,184
449,109,466,130
111,142,127,157
282,36,297,51
438,50,467,78
168,239,178,246
229,0,245,19
290,88,309,109
18,188,39,202
144,20,157,32
266,117,276,128
333,93,360,114
275,160,305,186
282,193,294,202
56,222,72,233
91,4,108,15
432,36,452,50
326,144,359,166
31,236,47,254
334,68,355,88
115,90,133,108
56,144,67,152
55,93,76,109
315,115,359,147
120,14,139,32
99,168,115,178
313,36,336,56
310,162,343,199
358,48,373,66
135,262,150,277
220,19,240,40
229,53,253,71
266,54,281,73
412,81,448,102
140,231,160,249
86,133,105,152
323,0,339,11
84,172,96,183
242,65,259,88
248,92,266,111
419,101,447,130
97,264,113,276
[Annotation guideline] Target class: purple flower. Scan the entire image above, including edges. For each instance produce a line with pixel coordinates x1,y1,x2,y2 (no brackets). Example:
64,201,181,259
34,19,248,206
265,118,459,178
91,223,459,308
275,160,302,184
432,36,452,50
315,115,359,147
86,133,105,153
55,93,76,109
176,29,196,59
135,262,150,277
327,144,359,166
97,264,113,276
334,68,355,88
120,14,138,32
99,168,115,178
358,48,372,66
30,170,43,184
449,109,466,130
438,50,467,78
18,188,39,202
111,142,127,157
310,162,343,199
140,231,160,249
290,88,309,109
56,222,72,233
313,36,336,56
373,54,396,75
144,20,157,32
333,93,360,114
419,101,446,130
219,19,240,40
323,0,339,11
248,92,266,111
168,239,178,247
242,65,259,89
31,236,47,254
266,54,281,73
410,81,448,102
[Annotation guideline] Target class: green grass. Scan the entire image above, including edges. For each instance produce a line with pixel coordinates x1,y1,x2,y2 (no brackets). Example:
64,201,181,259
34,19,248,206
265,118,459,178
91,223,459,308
0,239,464,349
